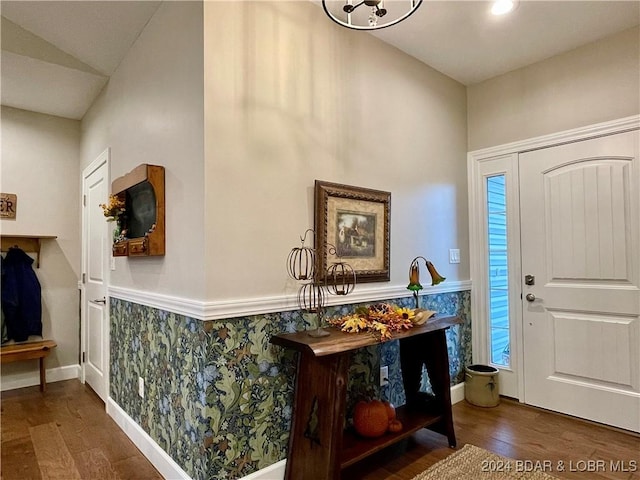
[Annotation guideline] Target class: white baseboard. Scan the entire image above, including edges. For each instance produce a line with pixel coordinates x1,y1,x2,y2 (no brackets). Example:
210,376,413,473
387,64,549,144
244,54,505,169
0,364,80,391
105,399,288,480
106,398,192,480
450,382,465,405
239,460,287,480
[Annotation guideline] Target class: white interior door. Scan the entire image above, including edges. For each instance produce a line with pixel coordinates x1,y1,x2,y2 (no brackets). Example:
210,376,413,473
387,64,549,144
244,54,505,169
520,131,640,432
81,149,110,402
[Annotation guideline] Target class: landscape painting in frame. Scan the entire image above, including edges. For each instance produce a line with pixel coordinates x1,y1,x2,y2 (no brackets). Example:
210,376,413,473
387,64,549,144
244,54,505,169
335,210,376,258
314,180,390,283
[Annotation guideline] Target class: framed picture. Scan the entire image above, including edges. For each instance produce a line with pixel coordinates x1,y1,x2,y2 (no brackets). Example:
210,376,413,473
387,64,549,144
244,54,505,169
314,180,390,284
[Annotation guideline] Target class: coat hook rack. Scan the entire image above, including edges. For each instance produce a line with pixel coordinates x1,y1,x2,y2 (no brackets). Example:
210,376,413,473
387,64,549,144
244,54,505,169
0,235,57,268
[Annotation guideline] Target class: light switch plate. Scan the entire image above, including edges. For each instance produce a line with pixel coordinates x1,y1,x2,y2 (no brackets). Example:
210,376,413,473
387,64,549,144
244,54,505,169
380,366,389,386
449,249,460,264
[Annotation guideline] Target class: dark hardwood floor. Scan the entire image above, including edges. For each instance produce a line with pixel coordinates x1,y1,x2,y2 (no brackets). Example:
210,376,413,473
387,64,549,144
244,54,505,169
343,397,640,480
1,380,638,479
1,380,161,480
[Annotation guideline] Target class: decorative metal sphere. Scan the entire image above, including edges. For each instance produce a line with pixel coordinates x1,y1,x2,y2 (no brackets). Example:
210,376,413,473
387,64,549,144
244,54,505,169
287,245,316,281
326,261,356,296
298,282,325,313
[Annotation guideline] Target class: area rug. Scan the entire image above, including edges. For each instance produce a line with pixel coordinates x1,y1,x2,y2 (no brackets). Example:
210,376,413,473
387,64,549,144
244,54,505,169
411,444,560,480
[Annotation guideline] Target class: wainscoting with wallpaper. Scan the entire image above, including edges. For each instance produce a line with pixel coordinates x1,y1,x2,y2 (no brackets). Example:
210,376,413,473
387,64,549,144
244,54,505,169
109,290,471,480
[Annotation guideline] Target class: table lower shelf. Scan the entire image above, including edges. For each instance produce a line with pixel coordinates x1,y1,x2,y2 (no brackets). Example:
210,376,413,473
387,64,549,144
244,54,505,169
340,404,444,469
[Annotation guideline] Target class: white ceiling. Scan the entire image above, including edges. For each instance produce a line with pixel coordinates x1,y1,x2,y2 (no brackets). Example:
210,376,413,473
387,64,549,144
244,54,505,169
1,1,638,120
373,0,640,85
1,1,161,119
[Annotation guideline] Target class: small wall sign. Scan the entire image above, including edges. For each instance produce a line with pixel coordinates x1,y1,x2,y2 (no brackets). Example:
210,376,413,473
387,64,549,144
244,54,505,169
0,193,17,219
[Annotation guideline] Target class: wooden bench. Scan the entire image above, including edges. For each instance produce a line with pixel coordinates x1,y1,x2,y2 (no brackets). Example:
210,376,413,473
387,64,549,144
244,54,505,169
1,340,57,391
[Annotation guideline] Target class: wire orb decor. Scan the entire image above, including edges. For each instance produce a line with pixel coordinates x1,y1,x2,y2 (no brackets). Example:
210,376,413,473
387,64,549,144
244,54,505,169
325,261,356,296
286,228,357,337
286,230,316,281
298,282,326,314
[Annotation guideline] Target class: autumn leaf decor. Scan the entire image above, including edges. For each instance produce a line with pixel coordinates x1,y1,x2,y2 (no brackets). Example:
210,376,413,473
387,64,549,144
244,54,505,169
328,303,433,341
99,194,125,222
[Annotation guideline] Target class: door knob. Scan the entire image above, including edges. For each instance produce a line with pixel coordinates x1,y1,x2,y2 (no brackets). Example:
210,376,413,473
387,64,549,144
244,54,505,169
525,293,536,302
92,298,106,304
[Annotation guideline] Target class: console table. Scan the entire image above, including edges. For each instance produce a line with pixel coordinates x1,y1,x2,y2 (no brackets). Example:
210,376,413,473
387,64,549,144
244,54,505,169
270,315,461,480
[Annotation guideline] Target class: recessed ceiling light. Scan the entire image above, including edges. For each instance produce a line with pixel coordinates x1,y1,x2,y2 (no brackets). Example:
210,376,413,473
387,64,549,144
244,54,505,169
491,0,516,16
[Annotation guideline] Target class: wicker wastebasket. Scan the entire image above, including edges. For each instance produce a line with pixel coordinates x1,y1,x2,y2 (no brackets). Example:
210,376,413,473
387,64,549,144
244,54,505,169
464,364,500,407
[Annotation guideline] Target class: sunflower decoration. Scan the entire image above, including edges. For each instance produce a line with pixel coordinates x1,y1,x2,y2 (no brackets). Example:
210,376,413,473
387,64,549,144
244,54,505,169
328,303,421,341
395,307,415,321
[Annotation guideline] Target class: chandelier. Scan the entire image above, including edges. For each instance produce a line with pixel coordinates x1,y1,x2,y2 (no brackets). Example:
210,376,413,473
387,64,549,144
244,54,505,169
322,0,423,30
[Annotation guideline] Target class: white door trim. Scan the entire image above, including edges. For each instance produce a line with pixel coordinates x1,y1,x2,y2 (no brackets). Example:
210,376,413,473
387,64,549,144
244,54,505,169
81,148,111,398
468,115,640,402
469,115,640,160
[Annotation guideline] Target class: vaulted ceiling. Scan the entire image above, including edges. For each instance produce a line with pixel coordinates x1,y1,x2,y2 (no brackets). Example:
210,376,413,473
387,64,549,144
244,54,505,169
1,1,638,120
1,1,161,119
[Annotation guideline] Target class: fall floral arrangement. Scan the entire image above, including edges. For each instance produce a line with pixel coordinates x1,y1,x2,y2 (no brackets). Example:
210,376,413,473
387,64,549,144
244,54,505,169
327,303,435,341
99,194,125,222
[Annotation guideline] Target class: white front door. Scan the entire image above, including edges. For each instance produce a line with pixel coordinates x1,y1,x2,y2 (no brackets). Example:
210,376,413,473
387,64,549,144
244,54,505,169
81,149,110,402
520,131,640,432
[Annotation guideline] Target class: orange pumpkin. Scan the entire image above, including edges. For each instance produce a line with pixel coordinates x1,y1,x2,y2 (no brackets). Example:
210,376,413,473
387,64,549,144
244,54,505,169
353,400,389,438
382,401,396,420
387,419,403,433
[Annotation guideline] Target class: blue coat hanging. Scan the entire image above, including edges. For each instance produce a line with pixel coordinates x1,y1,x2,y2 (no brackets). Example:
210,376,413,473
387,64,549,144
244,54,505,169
1,247,42,342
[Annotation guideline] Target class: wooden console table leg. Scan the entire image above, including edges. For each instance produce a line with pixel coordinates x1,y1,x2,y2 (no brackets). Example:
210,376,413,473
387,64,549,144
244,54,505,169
285,351,349,480
399,335,425,407
423,329,456,447
39,357,46,392
400,329,456,448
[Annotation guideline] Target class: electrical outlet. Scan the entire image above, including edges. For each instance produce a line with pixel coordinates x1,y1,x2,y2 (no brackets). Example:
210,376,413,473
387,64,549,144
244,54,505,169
138,376,144,398
380,365,389,387
449,249,460,264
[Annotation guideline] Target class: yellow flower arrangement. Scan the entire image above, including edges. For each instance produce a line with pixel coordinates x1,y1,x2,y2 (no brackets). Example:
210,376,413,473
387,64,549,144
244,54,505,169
328,303,418,341
99,195,125,222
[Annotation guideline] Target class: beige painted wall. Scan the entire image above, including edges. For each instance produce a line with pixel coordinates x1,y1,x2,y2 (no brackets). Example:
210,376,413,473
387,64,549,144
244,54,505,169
204,1,469,300
0,106,81,380
468,26,640,151
81,2,205,300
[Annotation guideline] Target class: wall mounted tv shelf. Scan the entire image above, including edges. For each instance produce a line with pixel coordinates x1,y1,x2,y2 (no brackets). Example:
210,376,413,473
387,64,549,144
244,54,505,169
112,164,165,257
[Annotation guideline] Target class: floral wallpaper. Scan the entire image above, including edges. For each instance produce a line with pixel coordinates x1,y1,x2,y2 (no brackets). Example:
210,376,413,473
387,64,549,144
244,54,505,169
110,290,471,480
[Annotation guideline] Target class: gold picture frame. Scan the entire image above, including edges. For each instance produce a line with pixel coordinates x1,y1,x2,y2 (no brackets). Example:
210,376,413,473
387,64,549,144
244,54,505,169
314,180,390,284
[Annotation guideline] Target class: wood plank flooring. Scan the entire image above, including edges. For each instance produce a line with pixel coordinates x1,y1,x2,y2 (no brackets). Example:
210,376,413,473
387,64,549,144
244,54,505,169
2,380,638,479
1,380,161,480
343,398,640,480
